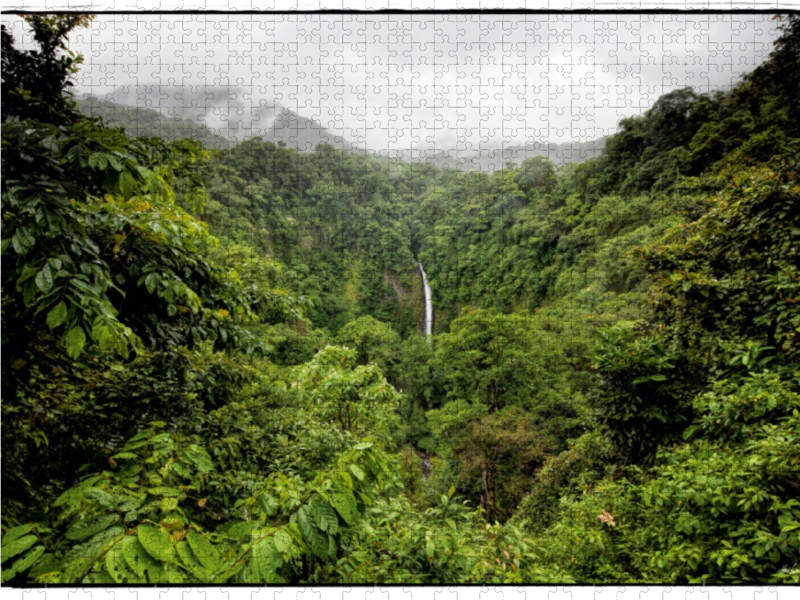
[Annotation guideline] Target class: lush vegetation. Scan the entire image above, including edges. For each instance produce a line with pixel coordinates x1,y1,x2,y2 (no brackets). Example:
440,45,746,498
2,14,799,585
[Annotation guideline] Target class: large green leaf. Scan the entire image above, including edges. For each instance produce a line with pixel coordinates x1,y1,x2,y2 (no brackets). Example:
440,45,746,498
296,506,329,560
120,170,137,199
91,317,114,352
144,273,158,294
83,528,126,565
64,325,86,359
105,538,137,583
121,535,164,582
11,226,35,254
35,263,54,293
84,487,117,509
250,537,283,583
46,300,68,329
176,540,210,582
1,545,45,583
66,513,119,541
61,557,93,583
225,520,261,540
184,446,214,473
272,528,293,556
88,152,108,169
257,492,278,516
212,557,246,583
66,143,87,167
185,529,220,572
106,153,123,171
28,553,59,580
329,488,358,525
163,562,186,584
1,524,33,546
311,501,339,534
1,535,38,564
54,477,101,512
137,524,175,562
349,464,365,481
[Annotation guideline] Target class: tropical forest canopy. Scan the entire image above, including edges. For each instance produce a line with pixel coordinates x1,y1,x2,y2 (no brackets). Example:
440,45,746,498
1,13,799,585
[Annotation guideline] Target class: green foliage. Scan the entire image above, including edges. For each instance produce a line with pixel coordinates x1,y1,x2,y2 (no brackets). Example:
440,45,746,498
1,15,94,125
590,326,704,464
431,309,545,413
287,346,401,439
0,98,276,382
396,447,427,507
335,315,400,373
332,484,540,583
269,323,328,366
4,12,800,585
392,334,442,450
1,16,310,515
531,371,800,584
515,156,557,197
1,344,259,516
640,159,800,371
519,17,800,583
201,139,422,335
515,429,618,533
0,423,392,584
426,309,584,522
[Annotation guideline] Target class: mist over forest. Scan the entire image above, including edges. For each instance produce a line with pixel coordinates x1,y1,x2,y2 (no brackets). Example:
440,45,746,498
74,90,607,171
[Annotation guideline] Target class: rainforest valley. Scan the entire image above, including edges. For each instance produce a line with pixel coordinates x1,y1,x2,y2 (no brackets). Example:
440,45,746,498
2,14,799,585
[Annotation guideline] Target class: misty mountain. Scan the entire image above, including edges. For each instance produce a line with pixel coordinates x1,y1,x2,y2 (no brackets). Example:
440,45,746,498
75,85,362,153
75,85,605,171
75,94,231,149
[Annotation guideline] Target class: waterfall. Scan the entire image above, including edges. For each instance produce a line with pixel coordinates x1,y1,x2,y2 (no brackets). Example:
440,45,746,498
418,262,433,341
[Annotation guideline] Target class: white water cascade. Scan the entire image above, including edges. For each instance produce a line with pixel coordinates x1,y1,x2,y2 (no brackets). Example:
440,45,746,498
418,262,433,341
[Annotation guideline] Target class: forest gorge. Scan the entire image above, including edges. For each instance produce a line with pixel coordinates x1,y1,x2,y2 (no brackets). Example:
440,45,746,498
1,14,799,585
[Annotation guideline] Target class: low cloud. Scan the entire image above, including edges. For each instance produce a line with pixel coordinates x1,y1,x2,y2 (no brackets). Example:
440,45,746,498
1,13,779,150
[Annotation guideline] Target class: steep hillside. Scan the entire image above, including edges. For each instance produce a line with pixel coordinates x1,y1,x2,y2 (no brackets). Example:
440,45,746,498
408,137,607,172
76,94,231,148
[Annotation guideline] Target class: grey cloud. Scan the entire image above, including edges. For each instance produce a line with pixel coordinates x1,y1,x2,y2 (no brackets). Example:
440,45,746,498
1,13,779,157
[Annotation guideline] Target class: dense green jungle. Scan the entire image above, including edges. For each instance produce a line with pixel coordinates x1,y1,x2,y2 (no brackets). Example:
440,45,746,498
2,14,799,585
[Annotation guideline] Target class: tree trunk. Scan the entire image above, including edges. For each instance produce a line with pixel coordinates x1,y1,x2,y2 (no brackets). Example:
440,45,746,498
481,463,495,524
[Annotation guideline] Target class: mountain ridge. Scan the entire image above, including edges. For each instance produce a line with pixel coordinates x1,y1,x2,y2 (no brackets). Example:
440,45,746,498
76,87,605,170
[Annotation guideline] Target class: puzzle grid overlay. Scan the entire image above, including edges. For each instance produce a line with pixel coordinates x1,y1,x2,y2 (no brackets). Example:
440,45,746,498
2,0,799,599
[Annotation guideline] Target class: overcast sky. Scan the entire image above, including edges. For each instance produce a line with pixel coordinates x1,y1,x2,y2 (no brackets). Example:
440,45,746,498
1,13,781,149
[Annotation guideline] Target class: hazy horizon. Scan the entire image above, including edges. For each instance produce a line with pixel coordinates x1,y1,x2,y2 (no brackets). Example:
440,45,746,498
1,13,781,152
